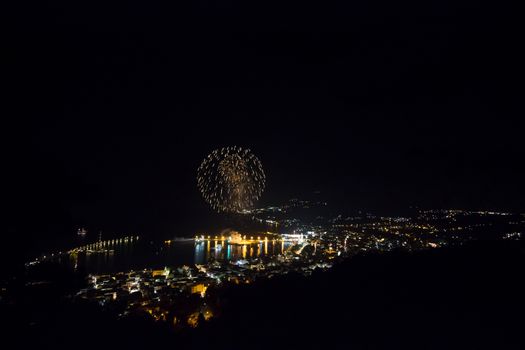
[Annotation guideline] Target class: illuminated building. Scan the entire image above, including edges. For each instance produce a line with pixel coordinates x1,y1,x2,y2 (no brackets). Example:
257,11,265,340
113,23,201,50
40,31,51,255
152,267,170,278
191,283,208,297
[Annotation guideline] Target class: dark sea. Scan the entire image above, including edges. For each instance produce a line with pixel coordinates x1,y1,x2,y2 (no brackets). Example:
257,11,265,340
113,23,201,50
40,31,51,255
53,237,292,274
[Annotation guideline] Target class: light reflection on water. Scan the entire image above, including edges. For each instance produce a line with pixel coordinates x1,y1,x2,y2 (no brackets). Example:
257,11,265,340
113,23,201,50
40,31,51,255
61,238,293,274
193,239,291,264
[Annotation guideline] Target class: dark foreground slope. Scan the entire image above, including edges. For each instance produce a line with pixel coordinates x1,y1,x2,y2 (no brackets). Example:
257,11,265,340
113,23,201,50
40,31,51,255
2,241,523,350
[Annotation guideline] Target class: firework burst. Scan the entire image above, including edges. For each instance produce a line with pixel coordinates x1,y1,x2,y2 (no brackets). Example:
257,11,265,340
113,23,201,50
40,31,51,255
197,146,265,213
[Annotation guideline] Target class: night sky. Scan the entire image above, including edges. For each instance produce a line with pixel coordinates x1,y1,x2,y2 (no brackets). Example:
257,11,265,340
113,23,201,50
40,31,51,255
5,1,523,263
